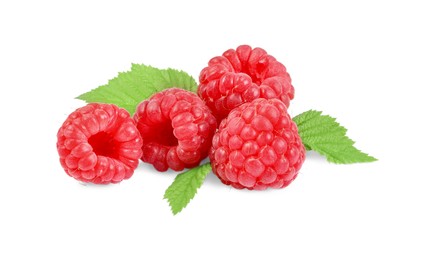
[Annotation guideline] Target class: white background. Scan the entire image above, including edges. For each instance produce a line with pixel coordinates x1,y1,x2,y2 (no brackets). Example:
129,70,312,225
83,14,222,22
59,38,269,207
1,0,424,259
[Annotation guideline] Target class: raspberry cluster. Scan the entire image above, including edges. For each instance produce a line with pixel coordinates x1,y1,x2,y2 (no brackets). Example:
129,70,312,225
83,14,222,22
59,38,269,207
198,45,294,122
57,103,142,184
57,44,305,190
209,98,305,190
133,88,217,172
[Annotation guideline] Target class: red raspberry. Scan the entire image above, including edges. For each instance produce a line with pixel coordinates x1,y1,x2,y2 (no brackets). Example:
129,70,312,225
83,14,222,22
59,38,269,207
134,88,217,172
198,44,294,122
209,98,305,190
57,103,143,184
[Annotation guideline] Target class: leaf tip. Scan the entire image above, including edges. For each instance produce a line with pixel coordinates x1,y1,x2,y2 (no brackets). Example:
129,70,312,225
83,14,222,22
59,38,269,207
171,207,181,216
365,155,378,162
75,93,85,101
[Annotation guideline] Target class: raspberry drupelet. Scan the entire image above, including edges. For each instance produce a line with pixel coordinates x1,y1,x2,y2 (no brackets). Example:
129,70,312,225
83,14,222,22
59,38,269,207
209,98,305,190
134,88,217,172
57,103,143,184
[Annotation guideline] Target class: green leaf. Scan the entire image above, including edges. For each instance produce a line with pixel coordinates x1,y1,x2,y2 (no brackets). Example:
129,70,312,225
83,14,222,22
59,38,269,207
293,110,377,164
164,163,211,215
76,64,198,115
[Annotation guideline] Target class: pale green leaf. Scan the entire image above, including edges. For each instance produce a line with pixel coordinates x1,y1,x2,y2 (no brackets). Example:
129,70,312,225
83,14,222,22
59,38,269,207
76,64,197,115
293,110,377,164
164,163,211,215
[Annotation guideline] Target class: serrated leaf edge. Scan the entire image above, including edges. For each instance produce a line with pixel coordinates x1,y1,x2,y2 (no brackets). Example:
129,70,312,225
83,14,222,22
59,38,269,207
164,163,211,215
294,110,377,164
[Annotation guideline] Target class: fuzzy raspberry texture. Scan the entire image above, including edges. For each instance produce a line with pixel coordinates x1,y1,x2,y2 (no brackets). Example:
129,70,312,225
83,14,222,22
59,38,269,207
210,98,305,190
134,88,217,172
57,103,143,184
198,44,294,122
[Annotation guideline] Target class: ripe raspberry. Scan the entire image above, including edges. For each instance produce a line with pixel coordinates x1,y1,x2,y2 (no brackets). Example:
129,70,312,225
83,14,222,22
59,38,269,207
57,103,143,184
209,98,305,190
198,44,294,122
134,88,217,172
